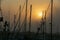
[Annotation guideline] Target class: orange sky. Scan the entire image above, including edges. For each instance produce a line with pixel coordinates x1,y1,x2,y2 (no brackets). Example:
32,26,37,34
1,0,60,33
1,0,60,23
1,0,60,24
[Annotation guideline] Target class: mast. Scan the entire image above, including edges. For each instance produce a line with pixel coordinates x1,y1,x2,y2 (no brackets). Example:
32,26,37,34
24,0,28,32
0,0,1,11
44,11,46,33
13,14,16,32
0,0,2,17
29,5,32,32
0,0,3,22
51,0,53,40
0,0,1,13
18,5,21,31
0,0,3,31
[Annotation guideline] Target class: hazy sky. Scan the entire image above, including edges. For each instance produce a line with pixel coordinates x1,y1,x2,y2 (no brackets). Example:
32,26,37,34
1,0,59,21
1,0,60,33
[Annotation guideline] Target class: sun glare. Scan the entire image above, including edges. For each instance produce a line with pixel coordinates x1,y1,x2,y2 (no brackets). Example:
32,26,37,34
38,11,43,18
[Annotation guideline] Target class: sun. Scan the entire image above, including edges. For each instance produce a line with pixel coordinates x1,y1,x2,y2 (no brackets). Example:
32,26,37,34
38,11,43,18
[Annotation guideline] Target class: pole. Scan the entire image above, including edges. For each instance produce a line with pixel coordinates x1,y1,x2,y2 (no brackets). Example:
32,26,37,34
51,0,53,40
43,11,47,40
0,0,1,11
44,11,46,33
18,5,21,31
0,0,2,16
29,5,32,32
24,0,28,32
13,14,16,32
42,11,45,40
8,9,10,32
0,0,3,31
0,0,3,22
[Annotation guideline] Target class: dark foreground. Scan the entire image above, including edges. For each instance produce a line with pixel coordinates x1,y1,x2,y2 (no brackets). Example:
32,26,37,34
0,32,60,40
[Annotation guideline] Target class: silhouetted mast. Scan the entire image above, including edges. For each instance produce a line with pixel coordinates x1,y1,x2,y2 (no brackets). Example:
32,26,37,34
44,11,46,33
0,0,3,31
0,0,3,22
51,0,53,40
29,5,32,32
13,14,16,32
18,5,21,31
0,0,1,15
0,0,2,17
0,0,1,11
24,0,28,32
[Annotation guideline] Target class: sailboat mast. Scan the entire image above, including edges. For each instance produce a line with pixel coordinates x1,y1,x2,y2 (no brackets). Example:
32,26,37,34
51,0,53,40
0,0,1,12
0,0,2,16
29,5,32,32
44,11,46,33
18,5,21,31
24,0,28,32
0,0,3,30
13,14,16,32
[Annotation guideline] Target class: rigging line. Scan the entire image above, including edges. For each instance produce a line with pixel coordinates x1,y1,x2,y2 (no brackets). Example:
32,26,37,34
14,9,25,31
13,17,20,31
46,2,51,13
18,0,25,15
17,1,25,27
19,11,27,31
19,11,28,31
13,13,20,32
13,5,21,37
19,21,25,31
15,16,25,32
21,2,25,13
14,12,26,31
13,20,26,39
18,5,21,31
14,7,26,32
13,2,25,31
16,1,25,16
14,5,21,31
19,0,25,12
53,3,57,10
19,0,28,32
19,2,29,30
15,0,27,31
19,17,26,31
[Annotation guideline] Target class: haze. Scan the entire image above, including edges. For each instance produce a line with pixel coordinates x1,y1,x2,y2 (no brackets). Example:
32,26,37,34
1,0,60,33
